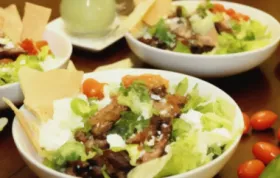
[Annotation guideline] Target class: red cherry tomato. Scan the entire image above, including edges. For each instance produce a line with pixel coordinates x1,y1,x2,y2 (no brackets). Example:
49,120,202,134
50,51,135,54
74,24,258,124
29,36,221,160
237,159,265,178
250,110,278,130
82,78,104,99
277,128,280,142
20,39,38,55
212,3,226,12
242,112,251,134
252,142,280,164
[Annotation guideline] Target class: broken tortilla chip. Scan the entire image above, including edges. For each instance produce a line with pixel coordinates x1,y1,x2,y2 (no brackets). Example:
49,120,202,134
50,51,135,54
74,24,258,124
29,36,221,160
67,60,77,71
21,3,51,41
2,4,23,43
2,97,42,154
18,67,84,122
94,58,133,72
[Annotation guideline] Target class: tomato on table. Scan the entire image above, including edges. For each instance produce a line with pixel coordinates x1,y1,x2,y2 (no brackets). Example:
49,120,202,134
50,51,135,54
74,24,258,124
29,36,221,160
237,159,265,178
252,142,280,164
82,78,105,100
277,128,280,141
242,112,251,134
250,110,278,130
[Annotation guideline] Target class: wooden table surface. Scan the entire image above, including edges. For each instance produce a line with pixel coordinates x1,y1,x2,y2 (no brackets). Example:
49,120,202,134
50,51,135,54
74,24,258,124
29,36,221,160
0,0,279,178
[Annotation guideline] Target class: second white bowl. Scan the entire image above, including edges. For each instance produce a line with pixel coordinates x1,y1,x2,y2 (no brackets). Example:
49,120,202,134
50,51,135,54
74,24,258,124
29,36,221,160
0,28,72,109
125,0,280,78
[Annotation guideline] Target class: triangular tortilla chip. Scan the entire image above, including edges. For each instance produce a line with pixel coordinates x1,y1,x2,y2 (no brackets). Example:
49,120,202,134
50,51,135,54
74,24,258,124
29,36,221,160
94,58,133,72
2,97,42,154
122,0,156,31
18,67,84,122
67,60,77,71
21,3,51,41
1,4,23,43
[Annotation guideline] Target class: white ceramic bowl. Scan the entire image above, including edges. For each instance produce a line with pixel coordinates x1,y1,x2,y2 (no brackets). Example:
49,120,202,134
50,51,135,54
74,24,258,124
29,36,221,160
125,0,280,78
12,69,244,178
0,28,72,109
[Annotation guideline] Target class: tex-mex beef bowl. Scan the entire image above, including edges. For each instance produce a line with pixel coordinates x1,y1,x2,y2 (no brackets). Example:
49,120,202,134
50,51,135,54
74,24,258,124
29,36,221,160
8,67,244,178
125,0,280,77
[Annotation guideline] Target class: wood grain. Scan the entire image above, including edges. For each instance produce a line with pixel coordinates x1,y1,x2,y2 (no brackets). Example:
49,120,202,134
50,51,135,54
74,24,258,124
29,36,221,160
0,0,279,178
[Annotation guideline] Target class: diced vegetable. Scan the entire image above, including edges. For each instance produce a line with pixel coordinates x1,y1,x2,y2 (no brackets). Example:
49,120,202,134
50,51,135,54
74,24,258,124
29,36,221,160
173,41,191,54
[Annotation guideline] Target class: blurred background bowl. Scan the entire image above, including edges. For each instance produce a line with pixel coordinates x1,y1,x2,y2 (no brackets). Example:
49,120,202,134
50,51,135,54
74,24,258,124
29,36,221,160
125,0,280,78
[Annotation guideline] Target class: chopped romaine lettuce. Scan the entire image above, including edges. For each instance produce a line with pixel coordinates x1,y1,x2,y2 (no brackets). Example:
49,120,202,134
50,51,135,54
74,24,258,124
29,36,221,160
173,41,191,54
182,84,209,113
201,113,232,131
172,119,191,140
38,46,53,61
196,97,236,120
196,0,213,18
156,133,203,177
215,32,246,54
148,19,176,48
128,154,172,178
43,141,95,170
118,81,153,119
175,77,189,96
110,111,149,140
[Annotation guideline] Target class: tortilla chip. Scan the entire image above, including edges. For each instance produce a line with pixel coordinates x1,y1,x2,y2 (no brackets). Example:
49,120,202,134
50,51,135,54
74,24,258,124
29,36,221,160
122,0,156,31
18,67,84,122
2,97,42,154
94,58,133,72
21,3,51,41
0,16,4,29
67,60,77,71
1,4,23,43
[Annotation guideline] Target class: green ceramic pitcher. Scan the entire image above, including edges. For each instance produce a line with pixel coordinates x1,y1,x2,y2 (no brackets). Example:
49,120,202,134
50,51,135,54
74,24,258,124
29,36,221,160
60,0,116,36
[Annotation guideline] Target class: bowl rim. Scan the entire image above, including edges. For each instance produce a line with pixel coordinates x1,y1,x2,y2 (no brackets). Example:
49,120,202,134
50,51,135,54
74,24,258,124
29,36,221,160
12,68,244,178
125,0,280,59
0,28,73,90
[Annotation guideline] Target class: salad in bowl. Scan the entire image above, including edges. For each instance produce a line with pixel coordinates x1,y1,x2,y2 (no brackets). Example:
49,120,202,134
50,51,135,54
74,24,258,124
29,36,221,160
7,67,243,178
0,3,72,109
134,0,271,55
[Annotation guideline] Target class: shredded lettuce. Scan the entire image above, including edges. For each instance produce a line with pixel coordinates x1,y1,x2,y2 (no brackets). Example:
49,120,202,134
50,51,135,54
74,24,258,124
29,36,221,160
156,134,203,177
173,41,190,54
181,84,209,113
148,19,176,48
172,119,191,140
201,113,232,131
43,141,95,170
175,77,189,96
118,81,153,119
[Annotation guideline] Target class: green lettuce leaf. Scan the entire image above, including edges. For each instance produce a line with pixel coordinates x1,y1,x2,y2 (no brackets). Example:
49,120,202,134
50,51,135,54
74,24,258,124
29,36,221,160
181,84,209,113
173,41,190,54
118,81,153,119
110,111,149,140
43,141,95,170
148,19,176,48
172,119,191,140
201,113,232,131
156,134,203,177
175,77,189,96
